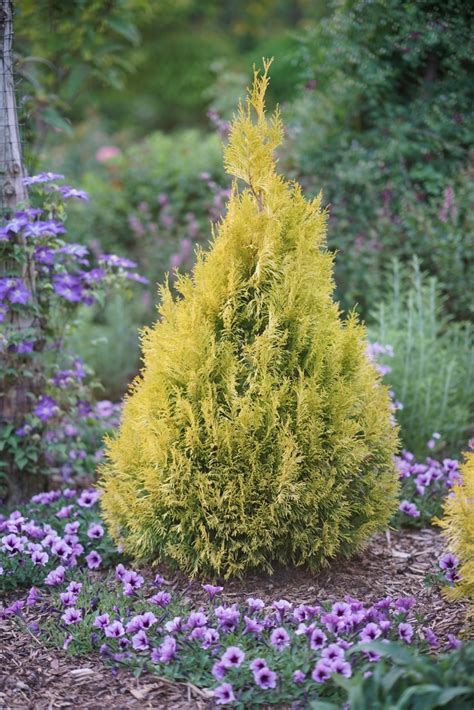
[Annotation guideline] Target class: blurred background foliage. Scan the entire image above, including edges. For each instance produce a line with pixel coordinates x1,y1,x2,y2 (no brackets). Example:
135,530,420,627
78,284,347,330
12,0,474,451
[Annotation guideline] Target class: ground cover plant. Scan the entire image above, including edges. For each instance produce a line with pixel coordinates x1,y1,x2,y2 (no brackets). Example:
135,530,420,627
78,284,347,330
99,63,399,580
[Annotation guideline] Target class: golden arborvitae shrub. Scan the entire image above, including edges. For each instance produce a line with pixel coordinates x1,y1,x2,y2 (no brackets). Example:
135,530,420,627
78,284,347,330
99,62,399,579
438,451,474,623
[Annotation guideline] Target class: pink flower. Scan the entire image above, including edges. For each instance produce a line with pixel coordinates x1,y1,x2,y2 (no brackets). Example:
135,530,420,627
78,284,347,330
96,145,121,163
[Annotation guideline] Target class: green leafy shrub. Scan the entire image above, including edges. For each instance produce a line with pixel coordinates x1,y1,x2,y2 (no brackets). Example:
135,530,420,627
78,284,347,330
369,260,474,458
326,640,474,710
286,0,474,319
100,64,399,579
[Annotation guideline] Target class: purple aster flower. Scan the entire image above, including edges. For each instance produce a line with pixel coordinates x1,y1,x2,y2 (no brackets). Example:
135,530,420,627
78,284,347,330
399,500,420,518
254,666,278,690
398,622,413,644
310,627,327,650
148,590,171,607
202,583,223,599
87,523,104,539
60,591,78,607
132,629,149,651
221,646,245,669
105,621,125,638
214,683,235,705
93,613,110,630
34,395,59,421
439,553,460,570
359,623,381,643
77,489,100,507
99,253,137,269
58,185,89,201
312,660,332,684
23,172,64,185
62,607,82,625
270,626,291,651
44,565,66,586
85,550,102,569
157,635,177,663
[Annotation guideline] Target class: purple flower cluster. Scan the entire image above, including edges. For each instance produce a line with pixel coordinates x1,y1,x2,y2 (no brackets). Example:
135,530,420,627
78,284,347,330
0,487,115,598
395,448,462,524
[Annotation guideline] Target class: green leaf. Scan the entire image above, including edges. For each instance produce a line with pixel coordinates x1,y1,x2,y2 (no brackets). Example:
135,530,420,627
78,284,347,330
105,18,140,45
437,687,472,704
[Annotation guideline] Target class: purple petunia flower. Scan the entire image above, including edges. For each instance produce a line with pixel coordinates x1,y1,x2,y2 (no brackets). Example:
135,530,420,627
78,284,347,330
321,643,345,662
214,604,240,632
309,627,327,650
399,500,420,518
186,610,208,629
254,666,278,690
359,623,381,643
87,523,104,539
202,583,223,599
31,549,49,566
312,660,332,684
214,683,235,705
148,590,171,607
270,626,290,651
398,622,413,644
165,616,182,634
244,615,263,635
104,621,125,638
247,597,265,613
93,613,110,630
447,633,461,650
272,599,292,620
62,607,82,625
77,489,100,508
156,635,177,663
44,565,65,586
60,591,78,607
394,597,416,613
293,670,306,684
439,553,460,570
1,533,23,554
249,658,268,673
331,658,352,678
132,629,149,651
85,550,102,570
423,627,439,648
212,661,227,681
221,646,245,669
26,587,41,606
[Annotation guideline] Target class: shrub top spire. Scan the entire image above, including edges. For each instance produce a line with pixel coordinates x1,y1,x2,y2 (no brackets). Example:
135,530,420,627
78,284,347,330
224,59,283,202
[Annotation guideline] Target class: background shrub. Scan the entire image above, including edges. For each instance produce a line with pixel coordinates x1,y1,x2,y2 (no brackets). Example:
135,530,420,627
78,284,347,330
100,67,399,579
368,260,474,458
285,0,474,320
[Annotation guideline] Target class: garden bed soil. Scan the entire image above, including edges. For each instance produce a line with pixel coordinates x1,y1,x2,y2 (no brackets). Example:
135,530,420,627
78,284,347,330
0,527,468,709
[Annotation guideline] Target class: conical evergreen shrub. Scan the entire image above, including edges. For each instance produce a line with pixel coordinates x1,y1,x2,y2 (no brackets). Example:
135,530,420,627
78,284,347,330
438,451,474,627
100,62,399,579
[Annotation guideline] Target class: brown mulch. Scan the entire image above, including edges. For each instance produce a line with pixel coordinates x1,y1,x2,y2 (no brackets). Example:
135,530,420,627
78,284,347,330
0,527,469,710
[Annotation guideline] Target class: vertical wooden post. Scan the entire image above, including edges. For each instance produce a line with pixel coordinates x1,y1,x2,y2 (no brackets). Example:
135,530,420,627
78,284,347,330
0,0,43,503
0,0,28,213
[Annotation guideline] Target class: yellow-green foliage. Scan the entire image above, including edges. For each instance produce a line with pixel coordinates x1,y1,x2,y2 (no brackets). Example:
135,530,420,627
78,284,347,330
99,62,399,579
438,451,474,621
